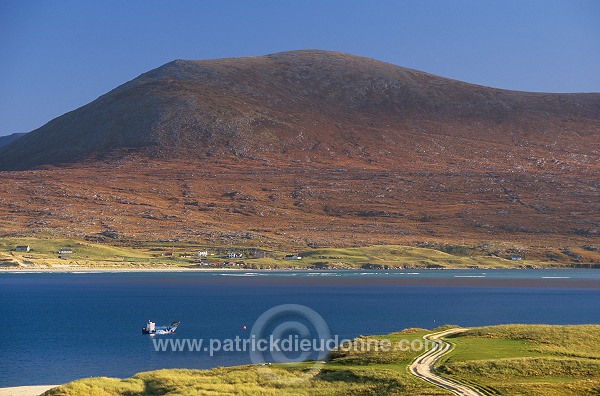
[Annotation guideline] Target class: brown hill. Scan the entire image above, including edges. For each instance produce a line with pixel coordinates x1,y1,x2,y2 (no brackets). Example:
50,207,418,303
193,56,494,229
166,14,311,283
0,50,599,169
0,50,598,260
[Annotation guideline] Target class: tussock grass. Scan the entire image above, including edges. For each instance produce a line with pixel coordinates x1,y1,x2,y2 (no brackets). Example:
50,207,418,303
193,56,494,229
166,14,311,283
440,357,600,379
44,329,448,396
43,366,443,396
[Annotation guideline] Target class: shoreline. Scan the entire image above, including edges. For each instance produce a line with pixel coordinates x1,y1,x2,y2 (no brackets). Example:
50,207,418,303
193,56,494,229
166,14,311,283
0,265,600,273
1,265,596,273
1,266,599,289
0,266,596,273
0,266,245,273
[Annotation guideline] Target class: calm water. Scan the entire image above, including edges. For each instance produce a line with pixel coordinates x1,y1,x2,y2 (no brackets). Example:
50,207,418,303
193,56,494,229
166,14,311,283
1,269,599,386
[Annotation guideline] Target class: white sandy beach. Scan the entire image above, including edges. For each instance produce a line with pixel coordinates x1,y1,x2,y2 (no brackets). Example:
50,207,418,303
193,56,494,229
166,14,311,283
0,385,59,396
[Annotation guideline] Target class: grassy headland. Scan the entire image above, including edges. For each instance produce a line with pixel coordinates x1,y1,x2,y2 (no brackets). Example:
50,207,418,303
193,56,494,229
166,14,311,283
42,328,448,396
41,324,600,396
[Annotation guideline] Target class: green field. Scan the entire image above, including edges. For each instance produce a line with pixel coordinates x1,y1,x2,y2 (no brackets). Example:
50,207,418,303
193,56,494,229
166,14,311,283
43,325,600,396
0,238,577,269
439,325,600,395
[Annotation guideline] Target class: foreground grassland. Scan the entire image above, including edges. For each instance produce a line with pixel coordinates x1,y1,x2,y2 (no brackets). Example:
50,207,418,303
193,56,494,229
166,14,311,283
0,237,590,269
43,325,600,396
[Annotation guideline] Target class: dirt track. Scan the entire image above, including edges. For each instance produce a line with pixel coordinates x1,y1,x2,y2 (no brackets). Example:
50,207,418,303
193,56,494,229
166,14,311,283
409,328,484,396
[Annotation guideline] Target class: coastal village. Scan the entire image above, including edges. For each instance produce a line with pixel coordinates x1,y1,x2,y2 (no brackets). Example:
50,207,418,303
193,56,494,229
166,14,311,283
2,241,596,270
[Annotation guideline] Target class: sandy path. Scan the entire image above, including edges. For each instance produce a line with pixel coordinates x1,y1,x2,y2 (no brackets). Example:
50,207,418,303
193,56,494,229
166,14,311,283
409,328,484,396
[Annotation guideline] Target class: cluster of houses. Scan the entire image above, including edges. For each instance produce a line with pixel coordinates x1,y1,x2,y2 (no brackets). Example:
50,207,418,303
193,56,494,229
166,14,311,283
227,252,301,260
198,251,285,260
13,245,302,263
193,250,301,263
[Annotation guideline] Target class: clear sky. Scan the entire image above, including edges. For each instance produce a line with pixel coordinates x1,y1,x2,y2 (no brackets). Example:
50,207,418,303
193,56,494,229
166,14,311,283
1,0,599,136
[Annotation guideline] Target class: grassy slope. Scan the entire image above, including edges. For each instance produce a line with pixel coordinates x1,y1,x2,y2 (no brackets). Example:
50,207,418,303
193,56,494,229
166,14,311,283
0,238,576,269
43,325,600,396
295,246,527,269
439,324,600,395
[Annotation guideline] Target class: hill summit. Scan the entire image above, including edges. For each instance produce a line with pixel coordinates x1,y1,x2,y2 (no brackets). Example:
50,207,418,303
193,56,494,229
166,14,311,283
0,50,599,170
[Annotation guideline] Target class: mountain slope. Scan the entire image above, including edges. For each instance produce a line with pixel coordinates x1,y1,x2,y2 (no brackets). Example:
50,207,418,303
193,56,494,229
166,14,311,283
0,132,27,149
0,50,599,170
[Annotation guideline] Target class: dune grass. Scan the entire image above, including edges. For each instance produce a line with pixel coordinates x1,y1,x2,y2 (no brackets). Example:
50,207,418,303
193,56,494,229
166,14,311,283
42,366,447,396
43,328,448,396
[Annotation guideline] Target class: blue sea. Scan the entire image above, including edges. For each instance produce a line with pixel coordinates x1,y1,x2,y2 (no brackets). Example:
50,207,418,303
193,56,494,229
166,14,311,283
1,269,599,386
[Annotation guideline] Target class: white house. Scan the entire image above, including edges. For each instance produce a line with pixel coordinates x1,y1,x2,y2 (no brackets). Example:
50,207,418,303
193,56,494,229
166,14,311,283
284,254,302,260
198,251,208,258
15,245,30,252
58,248,73,254
228,252,242,259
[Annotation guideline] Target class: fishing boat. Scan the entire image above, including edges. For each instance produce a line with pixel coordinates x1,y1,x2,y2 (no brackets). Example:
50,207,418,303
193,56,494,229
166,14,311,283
142,320,180,335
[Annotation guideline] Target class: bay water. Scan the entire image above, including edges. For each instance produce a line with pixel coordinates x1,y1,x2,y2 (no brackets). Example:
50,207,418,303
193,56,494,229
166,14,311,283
1,269,599,386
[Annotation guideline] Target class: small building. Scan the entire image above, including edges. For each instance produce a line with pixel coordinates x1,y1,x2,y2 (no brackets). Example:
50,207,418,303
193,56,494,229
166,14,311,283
284,254,302,260
511,255,523,261
15,245,30,252
228,252,243,259
198,251,209,258
58,248,73,259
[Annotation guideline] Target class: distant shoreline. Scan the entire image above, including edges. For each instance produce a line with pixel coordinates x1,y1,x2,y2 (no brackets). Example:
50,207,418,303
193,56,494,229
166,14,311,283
0,266,243,273
0,265,594,273
1,266,599,290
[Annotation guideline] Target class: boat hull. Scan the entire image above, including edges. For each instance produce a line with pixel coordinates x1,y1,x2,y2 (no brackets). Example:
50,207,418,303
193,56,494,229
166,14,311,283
142,321,180,334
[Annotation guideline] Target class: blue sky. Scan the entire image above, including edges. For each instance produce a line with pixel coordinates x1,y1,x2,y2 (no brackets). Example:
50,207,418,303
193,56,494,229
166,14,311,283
1,0,599,136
